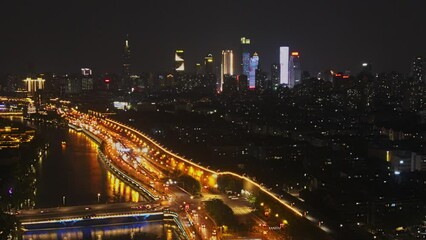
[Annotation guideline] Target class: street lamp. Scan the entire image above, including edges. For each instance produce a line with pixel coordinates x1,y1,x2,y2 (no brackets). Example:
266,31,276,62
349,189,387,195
62,196,66,205
97,193,101,203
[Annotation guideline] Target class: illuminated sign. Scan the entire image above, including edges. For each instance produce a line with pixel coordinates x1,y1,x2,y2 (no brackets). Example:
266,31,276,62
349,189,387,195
81,68,92,76
291,52,299,56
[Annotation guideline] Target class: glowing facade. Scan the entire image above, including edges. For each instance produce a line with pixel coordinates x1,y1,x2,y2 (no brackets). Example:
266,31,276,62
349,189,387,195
289,52,301,88
249,53,259,89
175,50,185,72
280,47,289,85
204,54,214,74
81,68,92,76
221,50,234,91
23,77,45,93
241,37,251,76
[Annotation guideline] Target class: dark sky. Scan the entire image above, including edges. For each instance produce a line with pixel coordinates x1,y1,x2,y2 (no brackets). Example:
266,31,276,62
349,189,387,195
1,0,425,75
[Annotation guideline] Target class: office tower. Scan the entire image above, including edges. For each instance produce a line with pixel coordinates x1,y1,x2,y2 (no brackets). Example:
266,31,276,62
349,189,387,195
221,50,234,91
175,50,185,72
249,52,259,89
271,64,280,89
204,54,214,74
23,77,45,94
122,34,131,90
241,37,251,76
195,63,201,75
412,56,424,83
361,63,373,74
280,47,289,86
289,52,301,88
81,68,93,91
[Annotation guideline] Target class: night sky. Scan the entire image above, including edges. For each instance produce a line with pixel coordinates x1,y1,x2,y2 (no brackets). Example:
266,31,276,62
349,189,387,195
1,0,425,75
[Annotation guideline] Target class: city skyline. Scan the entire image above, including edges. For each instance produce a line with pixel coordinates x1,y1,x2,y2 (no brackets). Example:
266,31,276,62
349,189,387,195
0,0,425,75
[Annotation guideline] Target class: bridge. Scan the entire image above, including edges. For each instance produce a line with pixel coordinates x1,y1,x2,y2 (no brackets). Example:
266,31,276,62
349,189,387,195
74,110,334,236
18,202,190,239
48,109,334,239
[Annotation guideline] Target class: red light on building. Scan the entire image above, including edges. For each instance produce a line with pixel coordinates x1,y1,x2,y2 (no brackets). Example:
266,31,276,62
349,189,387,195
104,79,110,83
291,52,299,56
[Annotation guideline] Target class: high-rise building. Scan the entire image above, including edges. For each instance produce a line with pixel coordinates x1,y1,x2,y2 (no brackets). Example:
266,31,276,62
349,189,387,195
280,47,289,86
271,64,280,89
122,34,131,91
221,50,234,91
249,52,259,89
175,50,185,72
241,37,251,76
289,52,301,88
204,54,214,74
242,53,250,76
255,68,268,92
195,63,202,75
81,68,93,91
412,56,424,83
23,77,45,95
361,63,373,74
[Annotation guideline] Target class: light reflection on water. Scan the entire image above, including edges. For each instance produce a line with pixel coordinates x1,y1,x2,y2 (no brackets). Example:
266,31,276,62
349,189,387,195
17,121,179,240
107,171,141,203
23,221,178,240
34,125,147,207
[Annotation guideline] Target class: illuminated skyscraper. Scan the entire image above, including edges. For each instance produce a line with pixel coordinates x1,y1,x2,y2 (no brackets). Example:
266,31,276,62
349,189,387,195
241,37,251,76
195,63,202,75
122,34,131,90
204,54,214,74
412,56,424,83
175,50,185,72
221,50,234,91
81,68,93,91
289,52,301,88
23,77,45,96
280,47,289,86
249,53,259,89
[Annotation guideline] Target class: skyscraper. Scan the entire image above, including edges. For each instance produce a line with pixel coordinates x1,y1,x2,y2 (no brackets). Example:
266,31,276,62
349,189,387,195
195,63,201,75
289,52,301,88
23,77,45,95
249,53,259,89
221,50,234,92
241,37,251,76
175,50,185,72
412,56,424,83
81,68,93,91
271,64,280,89
204,54,214,74
280,47,289,86
122,34,131,91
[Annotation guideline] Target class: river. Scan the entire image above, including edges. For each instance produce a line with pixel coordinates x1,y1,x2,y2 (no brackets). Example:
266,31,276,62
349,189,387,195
18,120,179,240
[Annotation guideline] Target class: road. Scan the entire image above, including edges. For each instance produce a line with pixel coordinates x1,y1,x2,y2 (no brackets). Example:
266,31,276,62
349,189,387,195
66,109,333,240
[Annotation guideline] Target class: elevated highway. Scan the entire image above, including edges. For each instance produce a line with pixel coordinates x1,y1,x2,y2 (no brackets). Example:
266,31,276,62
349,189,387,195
65,109,334,239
